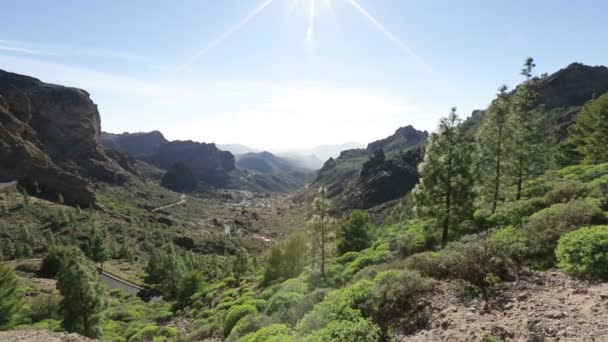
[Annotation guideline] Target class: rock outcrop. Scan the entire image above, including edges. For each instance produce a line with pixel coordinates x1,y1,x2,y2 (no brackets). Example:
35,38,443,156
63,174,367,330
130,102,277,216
161,162,198,192
0,69,130,205
367,125,429,153
101,130,168,158
302,125,428,211
154,140,235,187
356,149,422,208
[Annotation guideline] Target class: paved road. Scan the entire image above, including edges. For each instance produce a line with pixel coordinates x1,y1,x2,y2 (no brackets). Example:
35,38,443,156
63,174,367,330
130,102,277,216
152,193,186,212
98,270,162,303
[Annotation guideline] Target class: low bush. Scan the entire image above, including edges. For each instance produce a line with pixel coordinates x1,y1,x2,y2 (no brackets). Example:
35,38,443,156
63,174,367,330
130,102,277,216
556,225,608,280
544,180,589,205
239,324,294,342
365,270,433,339
488,226,528,273
392,220,438,257
303,317,380,342
404,251,449,279
224,304,258,337
442,238,506,299
525,199,604,261
226,314,272,342
28,294,61,323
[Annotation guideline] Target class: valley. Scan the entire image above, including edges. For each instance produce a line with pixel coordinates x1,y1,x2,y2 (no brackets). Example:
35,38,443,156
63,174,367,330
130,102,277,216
2,59,608,342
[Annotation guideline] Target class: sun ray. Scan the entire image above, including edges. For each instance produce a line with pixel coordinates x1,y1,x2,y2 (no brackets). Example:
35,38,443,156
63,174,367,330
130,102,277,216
344,0,436,74
174,0,275,73
307,0,316,47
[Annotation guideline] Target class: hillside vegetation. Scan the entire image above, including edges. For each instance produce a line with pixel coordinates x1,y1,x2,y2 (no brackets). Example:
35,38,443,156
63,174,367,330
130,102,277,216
2,59,608,342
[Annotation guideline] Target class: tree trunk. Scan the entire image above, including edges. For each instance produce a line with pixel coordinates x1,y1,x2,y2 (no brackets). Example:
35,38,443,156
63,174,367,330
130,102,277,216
492,127,503,213
516,156,523,201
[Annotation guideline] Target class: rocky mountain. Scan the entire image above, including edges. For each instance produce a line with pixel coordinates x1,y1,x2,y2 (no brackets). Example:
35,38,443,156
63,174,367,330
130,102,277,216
152,140,235,188
301,125,428,211
0,69,131,206
101,131,168,158
218,143,259,155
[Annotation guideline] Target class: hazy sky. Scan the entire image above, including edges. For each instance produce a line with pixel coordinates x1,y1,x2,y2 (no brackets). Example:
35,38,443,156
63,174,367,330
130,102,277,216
1,0,606,150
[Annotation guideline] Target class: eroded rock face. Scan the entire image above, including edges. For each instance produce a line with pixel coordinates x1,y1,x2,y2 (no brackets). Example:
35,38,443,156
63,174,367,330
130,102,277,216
101,131,168,158
154,140,235,187
0,69,130,205
356,149,422,208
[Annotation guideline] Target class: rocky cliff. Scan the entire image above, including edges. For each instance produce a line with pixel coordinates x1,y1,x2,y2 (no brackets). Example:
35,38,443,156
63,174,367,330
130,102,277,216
0,70,130,205
301,125,428,211
154,140,235,187
101,130,168,158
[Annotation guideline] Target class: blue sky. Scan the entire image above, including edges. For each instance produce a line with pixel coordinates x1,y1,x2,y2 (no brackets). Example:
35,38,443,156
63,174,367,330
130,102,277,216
1,0,606,150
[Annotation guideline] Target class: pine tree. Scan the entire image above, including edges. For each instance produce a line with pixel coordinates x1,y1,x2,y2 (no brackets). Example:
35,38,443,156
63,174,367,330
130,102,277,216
232,247,249,283
144,247,185,299
56,253,105,337
337,209,372,254
507,57,550,200
415,108,475,247
280,230,308,279
177,271,204,308
87,229,108,269
307,187,335,277
263,244,284,285
476,85,511,212
0,262,25,329
568,93,608,164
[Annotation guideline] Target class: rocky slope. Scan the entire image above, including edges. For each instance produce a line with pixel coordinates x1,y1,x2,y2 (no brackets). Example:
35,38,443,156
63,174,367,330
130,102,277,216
303,125,428,211
406,269,608,341
101,130,168,158
0,70,130,206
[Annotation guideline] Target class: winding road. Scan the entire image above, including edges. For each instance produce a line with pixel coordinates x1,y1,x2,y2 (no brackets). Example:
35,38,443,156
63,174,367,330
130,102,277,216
152,193,187,212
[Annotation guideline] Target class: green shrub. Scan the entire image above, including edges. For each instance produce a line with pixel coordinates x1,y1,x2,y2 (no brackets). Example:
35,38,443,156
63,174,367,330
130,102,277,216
337,209,373,255
492,198,546,227
544,180,589,205
296,280,374,335
224,304,258,337
303,317,380,342
266,292,304,322
335,251,360,265
442,238,505,298
365,270,433,339
39,245,80,278
488,226,528,272
525,199,604,261
239,324,293,342
29,294,61,323
226,314,272,342
556,226,608,280
177,271,204,308
392,220,438,256
404,251,449,279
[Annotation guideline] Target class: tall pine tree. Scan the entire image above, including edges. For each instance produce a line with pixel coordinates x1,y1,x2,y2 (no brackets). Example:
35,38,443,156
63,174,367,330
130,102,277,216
476,85,511,212
57,252,105,337
308,187,335,277
507,57,550,200
568,93,608,164
0,262,24,329
415,108,475,247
